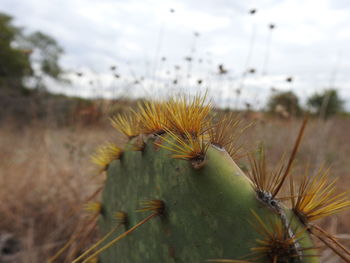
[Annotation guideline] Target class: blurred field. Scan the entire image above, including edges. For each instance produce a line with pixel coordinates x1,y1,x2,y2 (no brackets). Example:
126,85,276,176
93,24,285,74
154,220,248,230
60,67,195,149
0,110,350,262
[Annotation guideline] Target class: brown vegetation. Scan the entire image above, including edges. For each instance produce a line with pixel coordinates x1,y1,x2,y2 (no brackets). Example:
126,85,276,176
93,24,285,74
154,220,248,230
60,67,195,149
0,109,349,262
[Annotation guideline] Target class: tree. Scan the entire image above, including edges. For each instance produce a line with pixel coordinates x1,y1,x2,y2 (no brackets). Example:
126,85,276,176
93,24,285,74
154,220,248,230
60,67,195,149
27,32,64,79
267,90,301,117
307,89,344,118
0,13,32,90
0,12,64,92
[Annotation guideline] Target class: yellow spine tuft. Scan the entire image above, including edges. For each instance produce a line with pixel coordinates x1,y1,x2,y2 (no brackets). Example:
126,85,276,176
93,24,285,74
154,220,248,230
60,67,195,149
209,211,315,263
110,113,140,138
136,199,165,215
248,210,314,262
209,114,249,160
135,101,168,134
114,211,128,224
84,202,102,214
91,143,122,170
164,93,211,137
158,129,209,163
247,150,286,196
290,167,350,222
209,114,240,148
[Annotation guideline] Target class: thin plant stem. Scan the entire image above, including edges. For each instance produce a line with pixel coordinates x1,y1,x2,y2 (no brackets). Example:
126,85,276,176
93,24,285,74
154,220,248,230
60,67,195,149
48,213,98,263
71,224,122,263
81,213,157,263
272,117,307,198
311,224,350,257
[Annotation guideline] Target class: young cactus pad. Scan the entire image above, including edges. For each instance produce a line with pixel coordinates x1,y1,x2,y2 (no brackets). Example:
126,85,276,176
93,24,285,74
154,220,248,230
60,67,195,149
80,95,350,263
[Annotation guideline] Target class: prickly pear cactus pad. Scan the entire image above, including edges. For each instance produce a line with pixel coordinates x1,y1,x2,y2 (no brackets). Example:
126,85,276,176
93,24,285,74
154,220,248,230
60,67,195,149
99,140,317,263
52,94,350,263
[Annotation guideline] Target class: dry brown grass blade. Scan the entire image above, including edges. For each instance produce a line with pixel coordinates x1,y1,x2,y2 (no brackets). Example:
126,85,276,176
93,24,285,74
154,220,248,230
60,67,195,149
71,223,122,263
310,224,350,260
45,186,103,248
271,117,308,198
310,227,350,263
65,220,98,262
48,212,99,263
48,187,103,262
77,200,163,262
71,211,127,263
81,213,158,263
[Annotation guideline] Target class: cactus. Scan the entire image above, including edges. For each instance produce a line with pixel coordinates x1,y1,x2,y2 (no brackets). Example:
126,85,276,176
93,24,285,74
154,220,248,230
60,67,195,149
53,94,350,263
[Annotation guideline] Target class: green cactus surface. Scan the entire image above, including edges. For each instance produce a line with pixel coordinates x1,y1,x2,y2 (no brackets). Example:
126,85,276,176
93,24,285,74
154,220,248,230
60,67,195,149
98,136,318,263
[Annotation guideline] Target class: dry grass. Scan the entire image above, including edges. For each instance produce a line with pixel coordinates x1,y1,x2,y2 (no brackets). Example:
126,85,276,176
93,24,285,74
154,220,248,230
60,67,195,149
0,121,124,262
0,115,349,262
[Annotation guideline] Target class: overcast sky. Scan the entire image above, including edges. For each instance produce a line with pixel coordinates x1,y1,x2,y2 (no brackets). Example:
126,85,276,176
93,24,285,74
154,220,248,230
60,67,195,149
2,0,350,109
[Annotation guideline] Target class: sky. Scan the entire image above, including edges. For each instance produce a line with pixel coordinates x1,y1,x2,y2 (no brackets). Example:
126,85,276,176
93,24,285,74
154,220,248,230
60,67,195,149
2,0,350,109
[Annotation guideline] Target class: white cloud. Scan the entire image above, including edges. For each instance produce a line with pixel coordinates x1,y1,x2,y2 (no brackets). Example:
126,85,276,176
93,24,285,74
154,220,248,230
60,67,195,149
1,0,350,109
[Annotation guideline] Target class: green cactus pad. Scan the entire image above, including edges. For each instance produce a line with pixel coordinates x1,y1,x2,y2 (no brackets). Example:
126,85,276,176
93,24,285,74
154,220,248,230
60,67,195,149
98,136,319,263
